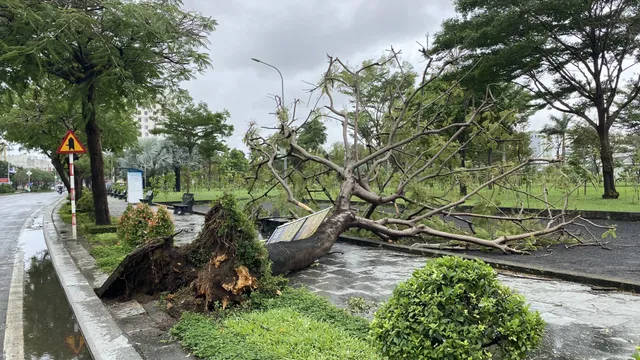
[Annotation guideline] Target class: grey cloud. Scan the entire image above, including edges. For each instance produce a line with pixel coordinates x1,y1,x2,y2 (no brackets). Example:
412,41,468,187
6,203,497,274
178,0,458,150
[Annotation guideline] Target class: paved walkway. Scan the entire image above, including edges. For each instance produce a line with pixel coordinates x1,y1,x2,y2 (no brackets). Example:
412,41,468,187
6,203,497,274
289,242,640,359
467,219,640,286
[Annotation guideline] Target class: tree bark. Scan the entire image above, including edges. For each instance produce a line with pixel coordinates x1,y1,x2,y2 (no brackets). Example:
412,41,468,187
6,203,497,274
75,166,83,202
266,176,355,274
487,148,493,190
598,128,618,199
82,84,111,224
266,210,353,275
51,156,71,193
185,150,192,193
174,165,181,192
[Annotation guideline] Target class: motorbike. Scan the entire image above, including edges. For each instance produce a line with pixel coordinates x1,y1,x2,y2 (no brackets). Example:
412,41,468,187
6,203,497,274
57,186,64,194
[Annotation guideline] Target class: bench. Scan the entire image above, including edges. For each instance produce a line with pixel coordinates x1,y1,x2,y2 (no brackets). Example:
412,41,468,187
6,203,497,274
140,190,154,205
117,190,127,200
171,193,194,215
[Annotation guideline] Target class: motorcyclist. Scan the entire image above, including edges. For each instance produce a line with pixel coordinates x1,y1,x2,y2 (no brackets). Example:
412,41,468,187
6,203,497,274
57,185,64,194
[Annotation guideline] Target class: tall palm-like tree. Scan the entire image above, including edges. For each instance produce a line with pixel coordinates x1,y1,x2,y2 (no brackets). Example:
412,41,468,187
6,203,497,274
119,138,171,186
541,114,572,161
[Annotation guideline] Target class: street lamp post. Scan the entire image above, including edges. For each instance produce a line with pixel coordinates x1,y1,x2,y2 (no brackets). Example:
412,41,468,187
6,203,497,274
252,58,287,184
251,58,285,109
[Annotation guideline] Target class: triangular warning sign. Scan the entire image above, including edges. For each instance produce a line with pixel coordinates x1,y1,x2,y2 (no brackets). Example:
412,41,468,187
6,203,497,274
57,130,87,154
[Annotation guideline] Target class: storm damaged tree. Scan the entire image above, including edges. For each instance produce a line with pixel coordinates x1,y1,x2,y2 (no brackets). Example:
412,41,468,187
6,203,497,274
98,50,612,308
2,0,216,224
245,50,614,275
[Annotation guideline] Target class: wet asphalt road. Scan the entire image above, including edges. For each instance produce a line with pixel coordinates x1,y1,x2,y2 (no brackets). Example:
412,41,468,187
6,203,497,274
0,192,59,354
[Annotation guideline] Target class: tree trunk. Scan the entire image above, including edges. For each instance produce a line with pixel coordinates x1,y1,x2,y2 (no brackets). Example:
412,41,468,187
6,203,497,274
266,210,353,275
460,153,467,196
207,163,212,191
51,156,70,193
75,168,83,202
83,84,111,224
561,135,566,163
598,128,618,199
174,166,181,192
459,132,467,196
267,177,355,274
487,148,493,190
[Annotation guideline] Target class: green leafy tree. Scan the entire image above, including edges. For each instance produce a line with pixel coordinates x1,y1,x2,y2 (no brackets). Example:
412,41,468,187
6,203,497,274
2,0,216,223
433,0,640,199
198,141,227,191
152,96,233,193
297,117,327,152
540,114,573,161
119,138,171,187
567,123,601,178
0,82,138,197
221,148,249,185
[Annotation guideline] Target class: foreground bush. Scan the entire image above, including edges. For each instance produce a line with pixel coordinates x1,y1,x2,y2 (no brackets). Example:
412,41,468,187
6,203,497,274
371,256,545,360
117,203,174,247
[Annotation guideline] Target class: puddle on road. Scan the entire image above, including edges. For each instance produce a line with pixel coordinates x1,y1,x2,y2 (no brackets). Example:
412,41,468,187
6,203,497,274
21,217,91,360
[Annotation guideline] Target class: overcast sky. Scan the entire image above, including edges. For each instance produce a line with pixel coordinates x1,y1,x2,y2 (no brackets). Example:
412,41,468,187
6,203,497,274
180,0,549,152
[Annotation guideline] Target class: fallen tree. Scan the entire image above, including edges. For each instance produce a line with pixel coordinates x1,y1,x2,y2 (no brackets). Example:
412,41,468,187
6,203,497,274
99,50,613,306
246,50,615,275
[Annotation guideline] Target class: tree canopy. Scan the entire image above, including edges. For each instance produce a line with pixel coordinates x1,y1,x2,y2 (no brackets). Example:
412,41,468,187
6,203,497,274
152,96,232,193
1,0,217,223
433,0,640,198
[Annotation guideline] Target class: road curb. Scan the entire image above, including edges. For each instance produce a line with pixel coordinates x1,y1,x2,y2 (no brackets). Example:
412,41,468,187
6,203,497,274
43,199,143,360
258,217,640,293
336,235,640,293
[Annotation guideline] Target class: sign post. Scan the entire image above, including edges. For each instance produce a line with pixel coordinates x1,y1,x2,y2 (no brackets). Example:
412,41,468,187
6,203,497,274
57,130,87,240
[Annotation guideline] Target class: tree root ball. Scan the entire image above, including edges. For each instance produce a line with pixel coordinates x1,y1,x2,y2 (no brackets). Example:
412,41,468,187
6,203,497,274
97,196,272,310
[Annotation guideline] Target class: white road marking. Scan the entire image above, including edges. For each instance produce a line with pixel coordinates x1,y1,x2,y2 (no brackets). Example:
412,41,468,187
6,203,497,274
2,209,43,360
2,245,23,360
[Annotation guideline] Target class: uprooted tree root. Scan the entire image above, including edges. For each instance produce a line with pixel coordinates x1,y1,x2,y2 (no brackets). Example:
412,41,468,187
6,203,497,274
97,200,264,311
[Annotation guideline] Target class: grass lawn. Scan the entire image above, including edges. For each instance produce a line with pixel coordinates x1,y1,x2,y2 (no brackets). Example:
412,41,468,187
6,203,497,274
171,287,381,360
445,184,640,213
153,183,640,213
153,189,252,202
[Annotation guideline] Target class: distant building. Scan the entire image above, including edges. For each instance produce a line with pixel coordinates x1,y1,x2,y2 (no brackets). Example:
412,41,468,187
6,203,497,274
135,105,165,139
528,131,555,159
7,154,54,172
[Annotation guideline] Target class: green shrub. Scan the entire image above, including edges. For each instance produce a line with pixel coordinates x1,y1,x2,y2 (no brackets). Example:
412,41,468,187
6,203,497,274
148,206,174,239
370,256,545,360
76,191,95,216
0,184,14,193
117,203,174,247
